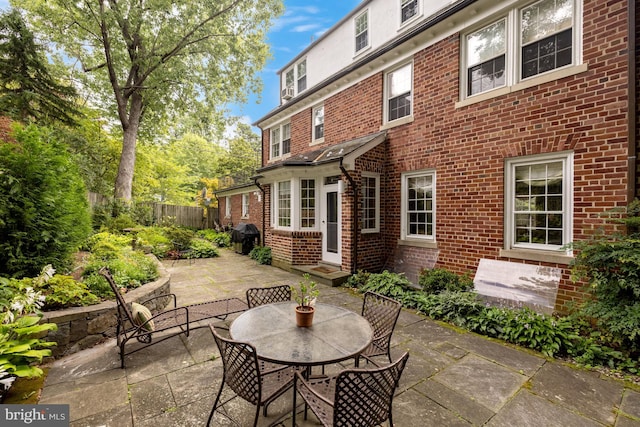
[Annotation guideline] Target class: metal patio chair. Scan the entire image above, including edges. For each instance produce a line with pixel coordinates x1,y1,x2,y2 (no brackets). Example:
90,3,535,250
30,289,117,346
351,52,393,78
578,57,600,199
208,325,297,427
245,284,292,308
356,291,403,367
293,352,410,427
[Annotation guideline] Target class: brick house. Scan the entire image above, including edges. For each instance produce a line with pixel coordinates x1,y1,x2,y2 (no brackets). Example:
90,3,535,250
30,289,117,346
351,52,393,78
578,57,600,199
232,0,637,311
215,183,264,238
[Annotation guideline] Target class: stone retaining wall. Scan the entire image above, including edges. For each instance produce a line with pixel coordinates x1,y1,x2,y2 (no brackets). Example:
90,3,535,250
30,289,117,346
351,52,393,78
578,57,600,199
41,263,170,358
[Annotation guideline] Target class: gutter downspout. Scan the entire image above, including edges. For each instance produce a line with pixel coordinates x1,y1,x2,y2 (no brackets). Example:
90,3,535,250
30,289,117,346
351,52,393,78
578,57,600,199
340,158,358,274
628,0,638,202
213,194,220,230
253,177,266,246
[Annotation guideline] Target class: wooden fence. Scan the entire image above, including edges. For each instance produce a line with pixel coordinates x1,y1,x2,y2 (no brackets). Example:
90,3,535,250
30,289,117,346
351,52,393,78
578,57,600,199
87,192,219,230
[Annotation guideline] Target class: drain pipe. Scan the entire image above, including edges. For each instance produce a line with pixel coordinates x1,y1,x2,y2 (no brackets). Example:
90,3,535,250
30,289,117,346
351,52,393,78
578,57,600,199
213,193,220,230
253,177,266,246
627,0,637,201
339,158,358,274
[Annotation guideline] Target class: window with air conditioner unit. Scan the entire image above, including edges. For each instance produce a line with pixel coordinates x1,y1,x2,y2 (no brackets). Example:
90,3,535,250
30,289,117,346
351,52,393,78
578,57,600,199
281,86,294,100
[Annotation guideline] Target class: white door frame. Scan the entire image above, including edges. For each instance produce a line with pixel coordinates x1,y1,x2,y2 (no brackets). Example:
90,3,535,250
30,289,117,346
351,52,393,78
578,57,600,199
320,183,341,265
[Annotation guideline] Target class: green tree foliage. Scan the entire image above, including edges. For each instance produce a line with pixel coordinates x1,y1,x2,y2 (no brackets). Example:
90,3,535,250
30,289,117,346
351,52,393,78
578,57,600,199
0,9,80,125
14,0,283,201
219,122,261,185
0,125,92,277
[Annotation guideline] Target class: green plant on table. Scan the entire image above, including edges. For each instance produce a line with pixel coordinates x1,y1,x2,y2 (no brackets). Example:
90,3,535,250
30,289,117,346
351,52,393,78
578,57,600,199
291,274,319,309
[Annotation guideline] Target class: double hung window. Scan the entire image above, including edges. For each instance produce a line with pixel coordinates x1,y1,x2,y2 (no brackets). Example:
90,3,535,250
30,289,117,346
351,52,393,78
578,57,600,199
242,193,249,217
462,0,578,99
270,122,291,160
385,63,412,123
401,170,435,240
313,105,324,142
401,0,418,24
355,11,369,53
505,153,572,251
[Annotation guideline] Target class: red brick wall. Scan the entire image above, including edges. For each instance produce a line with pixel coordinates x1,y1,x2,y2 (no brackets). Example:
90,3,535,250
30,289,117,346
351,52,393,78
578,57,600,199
219,191,263,235
260,0,632,310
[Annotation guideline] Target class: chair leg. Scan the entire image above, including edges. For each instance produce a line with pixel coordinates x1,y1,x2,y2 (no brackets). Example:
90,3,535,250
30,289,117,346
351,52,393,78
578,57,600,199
252,406,260,427
207,381,225,426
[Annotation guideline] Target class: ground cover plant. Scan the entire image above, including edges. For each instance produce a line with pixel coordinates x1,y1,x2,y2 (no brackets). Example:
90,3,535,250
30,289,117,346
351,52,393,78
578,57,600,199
345,267,639,376
249,246,272,265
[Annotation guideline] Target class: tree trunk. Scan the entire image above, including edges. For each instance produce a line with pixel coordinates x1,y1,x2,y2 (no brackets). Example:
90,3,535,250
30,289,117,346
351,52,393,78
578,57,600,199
114,94,144,201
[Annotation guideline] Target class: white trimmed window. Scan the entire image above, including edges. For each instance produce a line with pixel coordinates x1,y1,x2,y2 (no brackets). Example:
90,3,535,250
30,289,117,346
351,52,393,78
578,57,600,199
505,152,573,251
276,181,291,228
362,173,379,233
242,193,249,217
401,0,419,24
401,170,435,240
312,105,324,142
270,122,291,160
355,10,369,53
225,196,231,218
297,60,307,93
300,179,316,228
385,62,413,123
462,0,578,99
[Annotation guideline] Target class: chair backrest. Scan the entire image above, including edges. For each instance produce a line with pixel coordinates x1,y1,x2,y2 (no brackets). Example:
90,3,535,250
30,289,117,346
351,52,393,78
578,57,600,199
361,291,402,342
100,267,135,323
333,352,409,427
209,325,261,405
246,285,291,308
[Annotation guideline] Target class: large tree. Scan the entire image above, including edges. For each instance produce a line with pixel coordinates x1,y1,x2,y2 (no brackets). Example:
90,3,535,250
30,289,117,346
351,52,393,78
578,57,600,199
0,9,80,125
13,0,282,201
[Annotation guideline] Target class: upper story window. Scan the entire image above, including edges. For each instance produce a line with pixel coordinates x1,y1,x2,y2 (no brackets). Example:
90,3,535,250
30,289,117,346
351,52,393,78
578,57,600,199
312,105,324,142
385,62,412,123
297,60,307,93
462,0,578,100
401,170,435,241
401,0,419,24
505,152,573,251
285,69,294,90
355,10,369,54
466,20,506,97
242,193,249,217
362,173,380,233
270,122,291,160
521,0,573,79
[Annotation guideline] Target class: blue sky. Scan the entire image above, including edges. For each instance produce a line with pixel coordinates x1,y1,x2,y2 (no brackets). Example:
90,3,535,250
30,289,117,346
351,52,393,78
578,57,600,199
0,0,360,133
235,0,361,129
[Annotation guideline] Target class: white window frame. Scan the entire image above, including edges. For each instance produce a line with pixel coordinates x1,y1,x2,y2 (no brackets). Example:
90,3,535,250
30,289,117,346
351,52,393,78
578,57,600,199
460,0,582,102
274,180,292,229
270,121,291,160
225,196,231,218
297,59,307,93
400,0,420,27
400,170,436,241
242,193,249,218
505,151,573,252
300,179,317,229
312,104,324,144
361,173,380,233
354,9,369,55
384,61,413,125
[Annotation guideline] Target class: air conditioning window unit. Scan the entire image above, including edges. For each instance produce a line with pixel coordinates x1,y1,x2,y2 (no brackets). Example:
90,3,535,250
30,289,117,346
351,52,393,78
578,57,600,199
281,86,294,100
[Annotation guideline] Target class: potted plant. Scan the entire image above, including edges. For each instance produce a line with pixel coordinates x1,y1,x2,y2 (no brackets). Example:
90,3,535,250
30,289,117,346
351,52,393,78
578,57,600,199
291,274,319,327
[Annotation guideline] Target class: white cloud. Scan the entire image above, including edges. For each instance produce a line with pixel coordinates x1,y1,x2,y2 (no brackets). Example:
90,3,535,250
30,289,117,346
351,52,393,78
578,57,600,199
292,24,322,33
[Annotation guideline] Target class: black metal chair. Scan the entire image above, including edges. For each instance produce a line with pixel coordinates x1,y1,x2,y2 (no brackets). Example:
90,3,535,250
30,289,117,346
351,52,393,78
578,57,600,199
208,325,297,427
245,284,292,308
293,352,410,427
356,291,403,367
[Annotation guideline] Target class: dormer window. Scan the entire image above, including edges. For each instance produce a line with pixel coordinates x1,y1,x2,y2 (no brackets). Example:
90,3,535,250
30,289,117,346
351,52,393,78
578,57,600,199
355,10,369,54
297,60,307,93
401,0,418,24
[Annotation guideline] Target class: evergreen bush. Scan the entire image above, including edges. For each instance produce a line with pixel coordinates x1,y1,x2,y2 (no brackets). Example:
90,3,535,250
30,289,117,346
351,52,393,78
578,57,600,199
0,125,91,277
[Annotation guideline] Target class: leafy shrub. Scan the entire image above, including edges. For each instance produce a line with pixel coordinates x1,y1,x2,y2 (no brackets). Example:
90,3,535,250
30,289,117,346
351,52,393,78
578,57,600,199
419,268,474,294
408,291,485,327
188,239,219,259
104,214,137,233
197,229,231,247
344,270,371,289
356,270,413,302
163,226,194,251
249,246,272,265
0,125,91,277
135,227,171,257
0,267,58,382
570,199,640,356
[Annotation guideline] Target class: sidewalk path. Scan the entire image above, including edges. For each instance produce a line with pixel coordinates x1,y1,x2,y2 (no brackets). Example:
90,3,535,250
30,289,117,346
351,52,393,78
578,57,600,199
39,250,640,426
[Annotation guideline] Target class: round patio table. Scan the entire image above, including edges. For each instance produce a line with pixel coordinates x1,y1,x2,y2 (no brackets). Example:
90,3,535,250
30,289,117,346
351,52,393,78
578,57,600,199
230,301,373,366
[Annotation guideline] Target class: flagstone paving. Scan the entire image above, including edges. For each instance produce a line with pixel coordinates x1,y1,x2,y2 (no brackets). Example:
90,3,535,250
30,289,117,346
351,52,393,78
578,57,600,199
39,250,640,426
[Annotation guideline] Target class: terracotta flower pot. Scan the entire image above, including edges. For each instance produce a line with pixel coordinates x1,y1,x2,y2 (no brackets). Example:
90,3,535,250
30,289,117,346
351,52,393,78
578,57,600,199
295,305,315,327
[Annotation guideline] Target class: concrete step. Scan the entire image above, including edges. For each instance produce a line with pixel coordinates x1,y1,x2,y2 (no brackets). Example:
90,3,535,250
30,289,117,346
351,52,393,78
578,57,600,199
291,264,351,287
